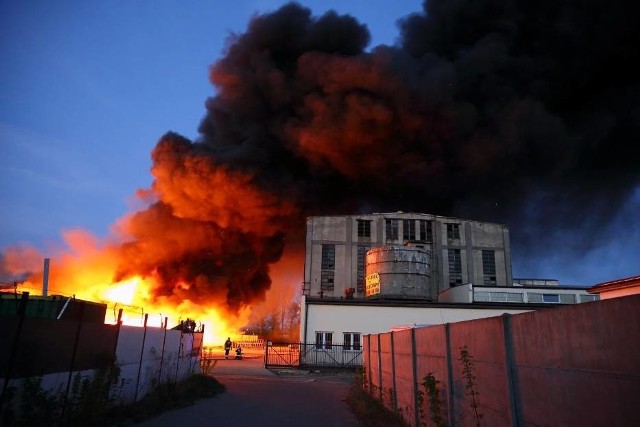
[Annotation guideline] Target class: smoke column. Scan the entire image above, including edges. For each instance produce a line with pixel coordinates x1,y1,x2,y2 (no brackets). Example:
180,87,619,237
3,1,639,310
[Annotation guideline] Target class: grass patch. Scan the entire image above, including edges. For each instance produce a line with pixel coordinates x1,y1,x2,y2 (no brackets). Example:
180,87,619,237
345,374,408,427
108,374,225,425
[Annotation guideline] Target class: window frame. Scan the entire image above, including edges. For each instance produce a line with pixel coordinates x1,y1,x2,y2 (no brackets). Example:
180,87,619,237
419,220,432,242
321,244,335,269
446,223,460,239
482,250,497,286
448,248,463,285
315,331,333,350
385,219,399,240
403,219,416,241
343,332,361,351
356,245,371,292
357,219,372,237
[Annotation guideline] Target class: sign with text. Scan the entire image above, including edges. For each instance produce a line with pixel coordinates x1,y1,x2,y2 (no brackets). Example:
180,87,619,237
365,272,380,297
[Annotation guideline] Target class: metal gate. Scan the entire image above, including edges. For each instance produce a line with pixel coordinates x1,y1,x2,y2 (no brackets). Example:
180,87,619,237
264,342,362,369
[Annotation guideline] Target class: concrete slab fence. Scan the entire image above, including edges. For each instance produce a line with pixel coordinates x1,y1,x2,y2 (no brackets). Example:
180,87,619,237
363,294,640,426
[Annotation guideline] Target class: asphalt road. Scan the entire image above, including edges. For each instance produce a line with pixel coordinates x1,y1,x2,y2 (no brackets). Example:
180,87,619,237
138,350,362,427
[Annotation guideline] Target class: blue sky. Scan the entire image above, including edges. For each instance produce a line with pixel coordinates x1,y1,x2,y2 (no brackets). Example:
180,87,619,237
1,0,637,286
0,1,416,242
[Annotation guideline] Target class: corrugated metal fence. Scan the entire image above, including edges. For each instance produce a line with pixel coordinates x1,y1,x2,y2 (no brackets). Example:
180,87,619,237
1,293,203,423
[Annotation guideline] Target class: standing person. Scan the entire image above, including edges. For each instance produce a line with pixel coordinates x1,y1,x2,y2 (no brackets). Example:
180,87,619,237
224,337,232,359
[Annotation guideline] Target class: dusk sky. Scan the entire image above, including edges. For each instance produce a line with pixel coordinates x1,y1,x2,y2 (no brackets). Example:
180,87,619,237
1,0,638,287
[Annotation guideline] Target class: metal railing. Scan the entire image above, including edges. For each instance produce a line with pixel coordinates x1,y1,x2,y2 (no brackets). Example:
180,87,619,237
264,342,363,369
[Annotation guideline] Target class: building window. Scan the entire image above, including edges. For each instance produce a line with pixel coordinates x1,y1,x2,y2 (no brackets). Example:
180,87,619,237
357,219,371,237
316,331,333,350
482,250,497,286
385,219,399,240
543,294,560,303
559,294,576,304
320,244,335,291
530,293,562,303
419,220,432,242
474,291,523,303
320,270,334,291
357,246,370,293
528,293,543,303
403,219,416,241
474,291,490,302
448,249,462,286
321,244,335,269
580,294,599,303
343,332,361,351
446,223,460,239
507,293,524,303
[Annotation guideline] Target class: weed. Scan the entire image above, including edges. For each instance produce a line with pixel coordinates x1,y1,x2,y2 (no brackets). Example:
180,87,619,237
460,346,483,427
346,368,408,427
422,372,445,427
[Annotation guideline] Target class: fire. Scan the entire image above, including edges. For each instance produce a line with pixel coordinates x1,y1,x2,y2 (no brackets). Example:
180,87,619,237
3,233,246,346
103,277,139,305
15,271,244,346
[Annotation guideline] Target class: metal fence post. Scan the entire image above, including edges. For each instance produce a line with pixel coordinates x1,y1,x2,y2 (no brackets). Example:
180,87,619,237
61,301,85,424
158,317,168,384
134,313,148,402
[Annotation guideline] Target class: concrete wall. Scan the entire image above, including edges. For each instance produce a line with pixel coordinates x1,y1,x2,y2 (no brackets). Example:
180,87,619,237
438,283,474,303
362,295,640,427
2,321,203,414
113,325,201,403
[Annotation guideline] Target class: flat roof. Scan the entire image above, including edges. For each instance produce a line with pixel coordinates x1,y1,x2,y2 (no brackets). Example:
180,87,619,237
588,275,640,294
477,285,590,291
304,296,555,310
305,211,508,227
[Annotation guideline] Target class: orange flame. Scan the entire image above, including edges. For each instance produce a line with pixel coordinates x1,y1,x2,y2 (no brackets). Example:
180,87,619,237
6,230,246,346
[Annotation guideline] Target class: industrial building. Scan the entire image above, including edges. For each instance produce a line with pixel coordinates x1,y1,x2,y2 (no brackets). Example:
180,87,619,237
303,212,513,299
298,212,597,367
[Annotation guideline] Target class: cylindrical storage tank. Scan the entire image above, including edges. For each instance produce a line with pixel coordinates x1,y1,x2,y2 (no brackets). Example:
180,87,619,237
365,246,433,300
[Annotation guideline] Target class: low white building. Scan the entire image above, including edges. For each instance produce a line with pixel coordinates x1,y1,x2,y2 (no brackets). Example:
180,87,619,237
439,282,598,304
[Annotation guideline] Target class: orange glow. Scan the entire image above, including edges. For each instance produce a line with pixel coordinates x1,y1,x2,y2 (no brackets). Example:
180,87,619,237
1,130,304,347
6,231,247,346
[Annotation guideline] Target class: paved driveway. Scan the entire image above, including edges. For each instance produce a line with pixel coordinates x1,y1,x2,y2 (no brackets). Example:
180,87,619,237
138,350,362,426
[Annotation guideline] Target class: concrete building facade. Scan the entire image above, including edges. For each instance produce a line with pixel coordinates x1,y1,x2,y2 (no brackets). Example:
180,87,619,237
304,212,513,300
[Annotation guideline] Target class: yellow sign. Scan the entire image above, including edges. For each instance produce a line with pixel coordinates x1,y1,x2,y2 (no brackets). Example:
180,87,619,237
365,273,380,296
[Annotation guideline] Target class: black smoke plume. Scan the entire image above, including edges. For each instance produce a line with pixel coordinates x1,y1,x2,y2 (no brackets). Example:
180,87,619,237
119,0,640,307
